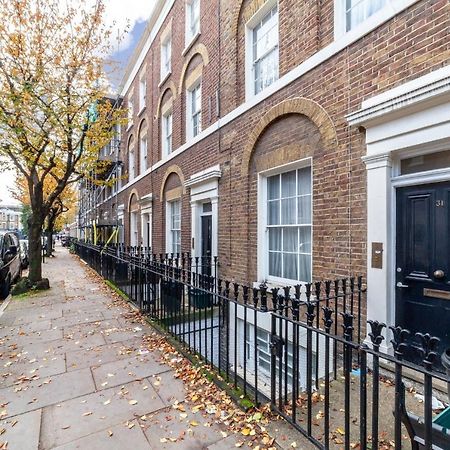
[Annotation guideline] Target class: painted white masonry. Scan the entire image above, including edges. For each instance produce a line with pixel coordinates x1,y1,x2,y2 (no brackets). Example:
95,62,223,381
185,165,221,261
348,64,450,351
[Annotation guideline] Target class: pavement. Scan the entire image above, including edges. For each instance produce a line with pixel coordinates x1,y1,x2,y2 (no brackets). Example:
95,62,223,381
0,247,280,450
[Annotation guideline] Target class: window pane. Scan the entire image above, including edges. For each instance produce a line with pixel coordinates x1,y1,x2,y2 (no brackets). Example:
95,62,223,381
346,0,386,31
299,227,311,253
298,196,311,224
283,227,298,252
269,228,281,251
281,170,296,197
297,167,311,195
283,253,298,280
299,253,311,282
267,175,279,200
281,198,296,224
269,252,282,277
254,49,278,94
268,200,279,225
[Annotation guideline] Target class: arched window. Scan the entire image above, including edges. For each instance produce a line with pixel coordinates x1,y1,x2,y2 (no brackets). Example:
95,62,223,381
138,121,148,174
127,136,135,181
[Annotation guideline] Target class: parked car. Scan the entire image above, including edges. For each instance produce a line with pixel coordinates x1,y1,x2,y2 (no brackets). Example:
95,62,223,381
0,231,22,299
19,239,29,269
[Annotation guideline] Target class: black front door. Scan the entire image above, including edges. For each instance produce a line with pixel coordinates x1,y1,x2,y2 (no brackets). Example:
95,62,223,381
396,182,450,356
201,215,212,276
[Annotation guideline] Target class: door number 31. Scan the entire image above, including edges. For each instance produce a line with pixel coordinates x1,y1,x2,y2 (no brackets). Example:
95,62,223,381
436,200,445,207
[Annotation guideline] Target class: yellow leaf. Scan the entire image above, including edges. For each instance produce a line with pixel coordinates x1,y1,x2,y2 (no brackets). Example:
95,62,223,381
241,428,251,436
190,421,199,427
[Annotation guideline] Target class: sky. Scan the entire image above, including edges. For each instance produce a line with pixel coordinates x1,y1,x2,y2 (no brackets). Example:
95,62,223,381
0,1,155,206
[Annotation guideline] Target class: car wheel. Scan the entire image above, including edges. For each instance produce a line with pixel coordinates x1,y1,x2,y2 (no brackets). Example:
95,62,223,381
0,277,10,300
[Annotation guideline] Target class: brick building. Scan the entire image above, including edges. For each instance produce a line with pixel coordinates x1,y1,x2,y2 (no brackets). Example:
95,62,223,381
78,0,450,349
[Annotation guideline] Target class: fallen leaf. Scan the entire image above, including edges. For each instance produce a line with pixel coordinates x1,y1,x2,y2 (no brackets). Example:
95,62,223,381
128,400,138,406
103,400,111,405
108,430,113,437
82,412,93,417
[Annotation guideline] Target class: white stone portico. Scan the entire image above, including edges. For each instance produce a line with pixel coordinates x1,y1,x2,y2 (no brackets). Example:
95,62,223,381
347,65,450,351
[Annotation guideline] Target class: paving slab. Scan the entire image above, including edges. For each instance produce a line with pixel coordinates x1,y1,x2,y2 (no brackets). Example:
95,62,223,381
40,379,165,449
0,319,52,337
0,367,95,418
5,296,64,311
63,319,123,339
0,409,42,450
51,312,111,329
51,420,151,450
0,353,66,388
206,433,253,449
141,406,226,449
102,327,147,345
147,371,186,407
92,354,170,390
65,339,144,371
0,328,63,349
0,306,63,326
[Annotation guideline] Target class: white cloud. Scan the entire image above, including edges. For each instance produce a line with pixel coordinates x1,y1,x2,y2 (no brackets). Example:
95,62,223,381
103,1,156,53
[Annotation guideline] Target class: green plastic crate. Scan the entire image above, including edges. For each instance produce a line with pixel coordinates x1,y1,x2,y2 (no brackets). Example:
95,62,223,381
433,406,450,431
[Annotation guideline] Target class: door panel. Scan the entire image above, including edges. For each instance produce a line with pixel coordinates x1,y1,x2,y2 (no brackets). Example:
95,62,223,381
201,215,212,276
396,182,450,360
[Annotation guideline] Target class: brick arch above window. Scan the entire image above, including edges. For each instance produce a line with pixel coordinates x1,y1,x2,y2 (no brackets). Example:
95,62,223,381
159,165,186,201
128,189,140,212
155,81,177,120
232,0,267,38
178,43,210,96
138,118,148,136
240,97,338,177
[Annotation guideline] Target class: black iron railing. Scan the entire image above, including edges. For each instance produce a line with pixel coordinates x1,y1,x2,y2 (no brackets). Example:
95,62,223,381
74,241,450,450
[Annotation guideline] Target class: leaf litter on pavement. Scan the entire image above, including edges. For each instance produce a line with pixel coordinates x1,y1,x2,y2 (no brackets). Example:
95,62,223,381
80,265,280,449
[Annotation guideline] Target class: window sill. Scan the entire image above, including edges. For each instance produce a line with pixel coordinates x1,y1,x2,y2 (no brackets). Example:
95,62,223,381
158,71,172,88
182,31,201,56
126,123,133,132
137,106,146,117
252,279,312,293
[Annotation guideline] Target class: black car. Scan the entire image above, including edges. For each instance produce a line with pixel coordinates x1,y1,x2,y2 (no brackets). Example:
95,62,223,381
0,232,22,299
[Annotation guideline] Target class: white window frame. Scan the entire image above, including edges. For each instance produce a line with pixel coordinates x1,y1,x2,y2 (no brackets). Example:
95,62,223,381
185,0,200,47
128,147,135,181
139,77,146,112
166,199,181,255
186,81,202,141
127,98,134,129
334,0,388,39
160,35,172,81
139,134,147,174
245,0,279,100
257,158,313,286
162,110,173,157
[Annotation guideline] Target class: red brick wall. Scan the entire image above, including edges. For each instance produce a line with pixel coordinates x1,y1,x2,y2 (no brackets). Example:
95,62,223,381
94,0,449,296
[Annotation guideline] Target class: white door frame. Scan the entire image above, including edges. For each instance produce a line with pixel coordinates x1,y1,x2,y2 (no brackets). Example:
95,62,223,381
348,65,450,351
185,165,221,266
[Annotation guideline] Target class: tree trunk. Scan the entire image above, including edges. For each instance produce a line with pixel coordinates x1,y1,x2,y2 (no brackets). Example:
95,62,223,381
45,229,53,256
28,217,43,283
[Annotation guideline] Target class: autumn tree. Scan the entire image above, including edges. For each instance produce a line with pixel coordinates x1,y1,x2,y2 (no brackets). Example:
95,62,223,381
12,172,78,255
0,0,125,283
